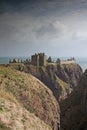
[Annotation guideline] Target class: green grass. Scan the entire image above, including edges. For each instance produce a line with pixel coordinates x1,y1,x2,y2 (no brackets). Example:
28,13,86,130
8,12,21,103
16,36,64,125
0,121,11,130
0,66,23,82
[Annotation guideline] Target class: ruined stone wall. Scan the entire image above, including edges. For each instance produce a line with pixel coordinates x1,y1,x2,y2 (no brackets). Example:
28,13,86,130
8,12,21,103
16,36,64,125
60,59,76,64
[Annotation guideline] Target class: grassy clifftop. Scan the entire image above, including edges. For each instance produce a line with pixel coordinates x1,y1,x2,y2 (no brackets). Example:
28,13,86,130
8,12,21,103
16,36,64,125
0,65,60,130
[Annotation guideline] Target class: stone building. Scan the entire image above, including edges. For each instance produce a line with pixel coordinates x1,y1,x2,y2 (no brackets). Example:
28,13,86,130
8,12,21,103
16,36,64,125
31,53,46,66
60,58,76,65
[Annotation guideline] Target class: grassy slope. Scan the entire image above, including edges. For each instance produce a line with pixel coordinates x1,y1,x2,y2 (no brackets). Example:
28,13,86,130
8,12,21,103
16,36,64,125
0,65,60,130
0,96,52,130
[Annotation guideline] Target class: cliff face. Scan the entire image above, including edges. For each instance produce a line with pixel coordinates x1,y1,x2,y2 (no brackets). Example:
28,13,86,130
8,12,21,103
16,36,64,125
26,63,83,101
56,64,82,87
0,66,60,130
60,69,87,130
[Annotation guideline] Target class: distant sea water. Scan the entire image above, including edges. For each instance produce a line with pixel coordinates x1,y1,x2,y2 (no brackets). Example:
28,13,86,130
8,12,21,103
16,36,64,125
0,57,87,72
76,57,87,72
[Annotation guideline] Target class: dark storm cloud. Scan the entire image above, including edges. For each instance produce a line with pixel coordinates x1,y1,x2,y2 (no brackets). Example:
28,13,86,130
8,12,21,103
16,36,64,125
0,0,33,14
0,0,87,57
0,0,86,14
0,0,32,5
0,0,87,18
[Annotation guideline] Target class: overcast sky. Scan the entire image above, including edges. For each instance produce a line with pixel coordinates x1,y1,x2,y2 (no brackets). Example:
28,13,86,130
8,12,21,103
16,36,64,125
0,0,87,57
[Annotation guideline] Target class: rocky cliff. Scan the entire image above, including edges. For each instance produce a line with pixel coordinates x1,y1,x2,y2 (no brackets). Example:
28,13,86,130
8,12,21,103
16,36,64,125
9,63,83,101
0,66,60,130
8,62,83,130
24,63,83,101
60,69,87,130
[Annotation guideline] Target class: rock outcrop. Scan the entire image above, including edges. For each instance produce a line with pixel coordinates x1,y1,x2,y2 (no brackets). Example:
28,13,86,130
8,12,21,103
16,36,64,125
0,66,60,130
60,69,87,130
25,63,83,101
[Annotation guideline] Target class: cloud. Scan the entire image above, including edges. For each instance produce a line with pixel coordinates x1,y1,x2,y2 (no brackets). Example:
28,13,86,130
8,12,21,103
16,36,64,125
0,10,70,46
1,0,87,17
34,20,68,40
1,7,87,47
34,23,58,38
1,0,87,57
0,12,36,43
72,31,87,40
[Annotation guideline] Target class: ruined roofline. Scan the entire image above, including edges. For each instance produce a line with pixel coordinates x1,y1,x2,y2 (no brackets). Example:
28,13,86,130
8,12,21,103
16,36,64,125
60,59,76,65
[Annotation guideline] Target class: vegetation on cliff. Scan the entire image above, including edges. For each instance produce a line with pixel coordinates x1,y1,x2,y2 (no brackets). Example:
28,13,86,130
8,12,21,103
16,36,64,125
9,62,83,101
8,62,83,130
0,65,60,130
17,63,82,101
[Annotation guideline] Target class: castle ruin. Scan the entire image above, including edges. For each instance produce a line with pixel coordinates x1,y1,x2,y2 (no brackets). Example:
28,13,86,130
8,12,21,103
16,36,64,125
9,53,76,67
31,53,46,66
60,58,76,65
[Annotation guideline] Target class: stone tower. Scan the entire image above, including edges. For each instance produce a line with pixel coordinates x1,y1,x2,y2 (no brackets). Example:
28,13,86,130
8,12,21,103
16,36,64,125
31,53,46,66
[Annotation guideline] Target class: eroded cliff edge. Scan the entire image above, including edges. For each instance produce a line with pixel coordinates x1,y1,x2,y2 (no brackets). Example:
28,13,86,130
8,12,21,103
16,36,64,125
23,63,83,101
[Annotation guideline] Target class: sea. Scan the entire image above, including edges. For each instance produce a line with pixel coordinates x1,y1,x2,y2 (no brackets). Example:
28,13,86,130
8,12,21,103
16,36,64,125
76,57,87,72
0,57,87,72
